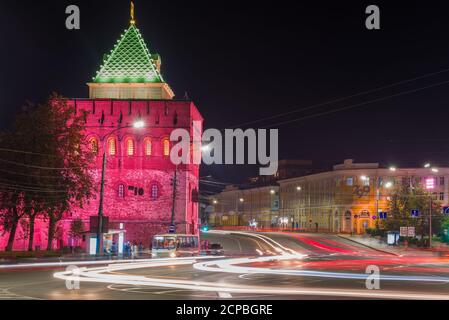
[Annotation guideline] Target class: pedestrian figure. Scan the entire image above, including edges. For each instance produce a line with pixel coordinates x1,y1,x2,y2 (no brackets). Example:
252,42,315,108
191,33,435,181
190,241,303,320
124,241,131,258
138,242,143,255
132,241,138,259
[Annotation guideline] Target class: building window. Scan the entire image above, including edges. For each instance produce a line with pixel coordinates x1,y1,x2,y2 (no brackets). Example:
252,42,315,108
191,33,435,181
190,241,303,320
346,177,353,186
363,177,370,186
118,184,125,198
163,139,170,157
144,138,152,156
126,139,134,156
440,192,445,201
440,177,445,186
108,138,117,156
89,137,98,155
151,184,159,200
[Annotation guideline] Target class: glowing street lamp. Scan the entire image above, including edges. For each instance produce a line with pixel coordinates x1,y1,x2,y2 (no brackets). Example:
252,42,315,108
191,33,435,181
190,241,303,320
424,163,431,168
296,186,302,191
385,181,393,189
360,175,367,181
270,189,275,195
133,120,145,128
389,166,396,172
431,168,439,173
239,198,244,203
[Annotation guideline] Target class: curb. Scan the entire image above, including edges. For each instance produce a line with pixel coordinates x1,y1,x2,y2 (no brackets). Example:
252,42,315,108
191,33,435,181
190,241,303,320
337,235,399,256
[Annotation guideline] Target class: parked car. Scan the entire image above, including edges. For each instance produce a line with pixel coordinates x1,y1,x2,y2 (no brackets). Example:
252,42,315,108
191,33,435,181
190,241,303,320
201,243,224,256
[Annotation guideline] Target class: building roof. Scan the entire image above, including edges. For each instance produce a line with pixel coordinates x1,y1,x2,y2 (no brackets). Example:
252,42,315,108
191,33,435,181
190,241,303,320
92,25,164,84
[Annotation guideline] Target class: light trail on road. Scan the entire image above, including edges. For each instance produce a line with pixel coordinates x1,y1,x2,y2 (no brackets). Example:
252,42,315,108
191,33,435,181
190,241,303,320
53,255,449,300
50,231,449,300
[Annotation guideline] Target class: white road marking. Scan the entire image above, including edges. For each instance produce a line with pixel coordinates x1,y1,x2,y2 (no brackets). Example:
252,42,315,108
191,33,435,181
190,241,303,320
0,256,222,270
218,292,233,298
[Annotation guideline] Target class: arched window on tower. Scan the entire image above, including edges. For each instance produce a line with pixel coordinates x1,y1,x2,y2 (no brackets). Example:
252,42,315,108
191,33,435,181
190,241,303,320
126,139,134,156
118,184,125,198
89,137,98,155
163,139,170,157
151,184,159,200
144,138,152,156
108,137,117,156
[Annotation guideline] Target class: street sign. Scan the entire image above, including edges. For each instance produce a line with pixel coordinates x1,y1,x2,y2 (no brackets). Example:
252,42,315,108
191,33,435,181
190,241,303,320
168,224,176,234
443,206,449,215
400,227,408,237
379,212,388,219
400,226,415,237
411,209,419,218
372,216,377,220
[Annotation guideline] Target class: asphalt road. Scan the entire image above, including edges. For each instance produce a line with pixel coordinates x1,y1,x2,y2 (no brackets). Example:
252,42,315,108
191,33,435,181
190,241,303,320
1,231,449,300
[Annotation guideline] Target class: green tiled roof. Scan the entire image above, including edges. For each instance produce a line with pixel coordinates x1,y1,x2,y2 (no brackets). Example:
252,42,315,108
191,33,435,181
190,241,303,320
93,25,163,83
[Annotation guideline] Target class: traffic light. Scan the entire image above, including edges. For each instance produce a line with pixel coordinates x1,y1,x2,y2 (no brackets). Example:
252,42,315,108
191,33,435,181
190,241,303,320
201,225,209,232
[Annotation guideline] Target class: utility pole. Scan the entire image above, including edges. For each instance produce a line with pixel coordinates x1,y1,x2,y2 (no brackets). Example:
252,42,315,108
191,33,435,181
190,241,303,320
96,152,106,255
429,196,432,248
170,167,177,233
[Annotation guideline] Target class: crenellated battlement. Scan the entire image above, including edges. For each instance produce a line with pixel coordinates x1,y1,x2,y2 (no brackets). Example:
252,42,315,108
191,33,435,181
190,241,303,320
69,99,202,129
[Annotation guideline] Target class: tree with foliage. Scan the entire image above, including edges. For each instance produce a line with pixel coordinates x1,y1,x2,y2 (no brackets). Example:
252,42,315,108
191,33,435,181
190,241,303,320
69,218,85,243
0,130,29,251
385,183,442,240
0,93,95,251
441,216,449,243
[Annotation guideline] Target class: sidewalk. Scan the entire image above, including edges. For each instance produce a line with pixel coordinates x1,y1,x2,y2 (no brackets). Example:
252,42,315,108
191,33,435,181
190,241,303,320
338,234,449,257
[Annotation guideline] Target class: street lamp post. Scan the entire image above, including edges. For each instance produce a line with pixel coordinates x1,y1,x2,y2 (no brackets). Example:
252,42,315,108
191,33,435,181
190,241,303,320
424,164,437,248
429,195,432,248
169,167,177,233
96,152,107,255
95,121,145,255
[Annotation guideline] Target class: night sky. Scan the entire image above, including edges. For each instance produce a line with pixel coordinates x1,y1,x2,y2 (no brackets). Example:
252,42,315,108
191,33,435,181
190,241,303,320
2,0,449,183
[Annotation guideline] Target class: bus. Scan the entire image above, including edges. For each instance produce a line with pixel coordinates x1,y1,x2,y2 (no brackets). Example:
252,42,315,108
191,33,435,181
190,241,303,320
151,234,200,258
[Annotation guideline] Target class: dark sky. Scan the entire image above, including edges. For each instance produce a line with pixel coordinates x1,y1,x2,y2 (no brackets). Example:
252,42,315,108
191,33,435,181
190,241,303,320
1,0,449,183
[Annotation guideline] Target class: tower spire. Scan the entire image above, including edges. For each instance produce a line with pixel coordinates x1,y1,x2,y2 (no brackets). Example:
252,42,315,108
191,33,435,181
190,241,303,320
130,1,136,25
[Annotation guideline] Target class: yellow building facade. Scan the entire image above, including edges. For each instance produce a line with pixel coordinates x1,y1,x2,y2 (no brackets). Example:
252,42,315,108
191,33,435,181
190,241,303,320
208,159,449,234
279,159,449,234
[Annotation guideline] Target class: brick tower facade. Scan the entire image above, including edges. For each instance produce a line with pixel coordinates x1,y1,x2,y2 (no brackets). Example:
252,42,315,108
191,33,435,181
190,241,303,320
0,7,203,251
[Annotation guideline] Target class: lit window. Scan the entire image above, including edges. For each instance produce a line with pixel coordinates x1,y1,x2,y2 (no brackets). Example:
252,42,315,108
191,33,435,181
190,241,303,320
108,138,116,156
126,139,134,156
89,138,98,155
346,177,353,186
363,177,370,186
118,184,125,198
151,185,159,200
163,139,170,157
144,138,152,156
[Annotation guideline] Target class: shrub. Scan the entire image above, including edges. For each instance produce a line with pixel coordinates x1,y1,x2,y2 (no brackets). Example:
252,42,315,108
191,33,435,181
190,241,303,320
0,250,61,260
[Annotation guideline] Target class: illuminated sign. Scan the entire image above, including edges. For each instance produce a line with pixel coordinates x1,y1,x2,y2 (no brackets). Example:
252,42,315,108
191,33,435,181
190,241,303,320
426,178,435,190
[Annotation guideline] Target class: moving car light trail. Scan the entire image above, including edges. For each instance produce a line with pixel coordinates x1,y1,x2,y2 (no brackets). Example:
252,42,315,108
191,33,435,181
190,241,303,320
53,255,449,299
52,231,449,299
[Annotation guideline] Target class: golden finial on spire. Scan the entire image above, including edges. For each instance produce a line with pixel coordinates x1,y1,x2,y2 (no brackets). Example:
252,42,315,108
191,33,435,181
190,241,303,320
130,1,136,25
